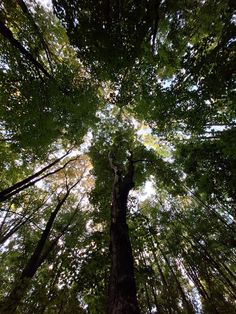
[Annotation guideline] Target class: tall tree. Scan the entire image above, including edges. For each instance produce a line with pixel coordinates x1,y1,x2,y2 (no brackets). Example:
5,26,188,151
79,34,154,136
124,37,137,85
0,0,235,313
108,152,139,313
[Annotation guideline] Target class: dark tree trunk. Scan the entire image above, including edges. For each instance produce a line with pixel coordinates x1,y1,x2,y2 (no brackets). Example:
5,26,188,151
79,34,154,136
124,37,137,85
0,150,71,202
16,0,53,69
0,181,78,313
0,198,48,245
0,20,51,78
107,158,140,314
159,247,195,314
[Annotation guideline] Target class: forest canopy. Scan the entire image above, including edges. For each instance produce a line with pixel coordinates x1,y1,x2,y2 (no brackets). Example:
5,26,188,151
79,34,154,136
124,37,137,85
0,0,235,313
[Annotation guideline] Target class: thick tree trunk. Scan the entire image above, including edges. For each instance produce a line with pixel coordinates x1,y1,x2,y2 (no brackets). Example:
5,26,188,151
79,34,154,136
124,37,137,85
107,158,140,314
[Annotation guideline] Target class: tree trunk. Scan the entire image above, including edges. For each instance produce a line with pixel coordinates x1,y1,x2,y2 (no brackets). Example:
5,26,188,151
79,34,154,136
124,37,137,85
0,150,71,202
0,182,76,313
138,250,153,314
0,196,49,245
0,20,51,78
107,157,140,314
159,247,195,314
16,0,53,70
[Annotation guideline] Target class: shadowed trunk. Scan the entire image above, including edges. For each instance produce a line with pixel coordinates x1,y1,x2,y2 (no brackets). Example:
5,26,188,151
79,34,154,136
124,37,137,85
0,150,72,202
16,0,53,69
0,20,51,78
0,179,79,313
107,156,140,314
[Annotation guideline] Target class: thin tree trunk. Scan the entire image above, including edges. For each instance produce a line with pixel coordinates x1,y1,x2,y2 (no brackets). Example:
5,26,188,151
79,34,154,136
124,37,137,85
180,249,220,314
40,260,63,314
107,155,140,313
143,282,152,314
0,157,77,202
184,235,236,296
0,195,50,245
0,179,79,313
159,247,195,314
0,150,71,202
0,202,12,232
0,209,37,245
16,0,53,70
185,262,211,302
0,20,70,96
0,20,51,78
138,250,153,314
148,240,175,314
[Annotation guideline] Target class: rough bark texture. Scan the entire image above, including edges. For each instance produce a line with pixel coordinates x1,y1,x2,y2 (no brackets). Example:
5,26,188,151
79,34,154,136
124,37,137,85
107,157,140,314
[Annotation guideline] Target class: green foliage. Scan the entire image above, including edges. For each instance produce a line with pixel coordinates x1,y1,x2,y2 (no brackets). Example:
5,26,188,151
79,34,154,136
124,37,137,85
0,0,101,157
176,129,236,203
0,0,235,313
52,0,160,79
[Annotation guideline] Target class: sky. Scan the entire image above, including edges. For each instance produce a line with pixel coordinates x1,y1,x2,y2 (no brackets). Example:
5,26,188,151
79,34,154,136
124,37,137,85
37,0,52,10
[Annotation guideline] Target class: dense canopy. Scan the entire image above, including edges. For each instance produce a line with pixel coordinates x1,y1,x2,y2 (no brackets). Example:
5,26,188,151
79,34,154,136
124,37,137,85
0,0,235,313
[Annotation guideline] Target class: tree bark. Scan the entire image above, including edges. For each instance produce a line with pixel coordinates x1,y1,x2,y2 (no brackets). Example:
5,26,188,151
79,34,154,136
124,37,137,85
16,0,53,69
159,247,195,314
0,197,48,245
0,19,70,95
0,20,51,78
0,150,71,202
107,156,140,314
0,179,79,313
